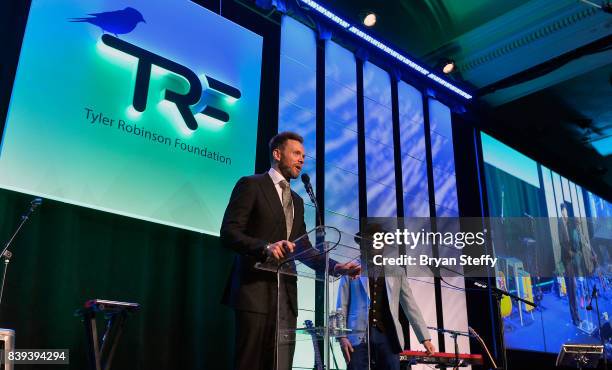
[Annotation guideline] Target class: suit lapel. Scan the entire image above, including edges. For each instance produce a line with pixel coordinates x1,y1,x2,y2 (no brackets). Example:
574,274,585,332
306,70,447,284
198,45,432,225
289,190,302,240
360,276,370,300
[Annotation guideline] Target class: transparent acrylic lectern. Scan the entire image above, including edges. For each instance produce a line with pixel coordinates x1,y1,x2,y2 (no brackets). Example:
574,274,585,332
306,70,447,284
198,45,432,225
255,225,370,370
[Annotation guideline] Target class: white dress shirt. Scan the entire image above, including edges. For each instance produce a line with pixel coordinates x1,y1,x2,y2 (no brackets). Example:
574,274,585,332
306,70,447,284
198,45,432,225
267,167,294,219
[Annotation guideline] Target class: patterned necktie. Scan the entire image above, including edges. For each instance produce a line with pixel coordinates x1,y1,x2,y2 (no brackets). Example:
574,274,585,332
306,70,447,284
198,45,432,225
279,180,293,239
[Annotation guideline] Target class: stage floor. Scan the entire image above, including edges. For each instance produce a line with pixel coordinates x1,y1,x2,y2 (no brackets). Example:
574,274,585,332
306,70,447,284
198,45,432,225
503,285,612,354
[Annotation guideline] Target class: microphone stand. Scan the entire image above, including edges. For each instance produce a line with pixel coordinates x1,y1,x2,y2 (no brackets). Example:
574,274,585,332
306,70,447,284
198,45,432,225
429,266,512,370
304,183,322,228
301,177,328,367
589,286,608,370
302,178,325,246
0,198,42,308
473,280,536,370
428,326,475,370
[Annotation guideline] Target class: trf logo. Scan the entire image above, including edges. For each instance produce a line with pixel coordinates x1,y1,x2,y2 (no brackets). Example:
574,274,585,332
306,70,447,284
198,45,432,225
101,34,241,130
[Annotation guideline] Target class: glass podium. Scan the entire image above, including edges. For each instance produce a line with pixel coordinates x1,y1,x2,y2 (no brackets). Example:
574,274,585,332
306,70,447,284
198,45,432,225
255,225,370,370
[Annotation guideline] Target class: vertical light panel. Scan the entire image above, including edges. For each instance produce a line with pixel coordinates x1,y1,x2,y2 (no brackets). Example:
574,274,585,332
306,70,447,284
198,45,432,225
396,81,438,362
279,16,317,216
323,38,359,370
429,99,458,217
561,177,572,204
324,40,359,239
551,171,564,216
398,81,429,217
568,181,579,215
363,62,396,217
429,99,470,362
542,166,562,265
571,183,583,217
542,167,560,217
576,184,588,220
278,16,317,368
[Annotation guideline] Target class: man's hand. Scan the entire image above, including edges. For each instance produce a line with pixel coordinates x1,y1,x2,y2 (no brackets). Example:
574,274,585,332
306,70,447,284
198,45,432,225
591,251,598,264
339,337,353,362
265,240,295,260
422,339,436,355
334,261,361,279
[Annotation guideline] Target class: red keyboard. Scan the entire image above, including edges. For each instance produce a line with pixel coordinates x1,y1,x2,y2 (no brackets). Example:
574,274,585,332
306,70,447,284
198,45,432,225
399,350,484,366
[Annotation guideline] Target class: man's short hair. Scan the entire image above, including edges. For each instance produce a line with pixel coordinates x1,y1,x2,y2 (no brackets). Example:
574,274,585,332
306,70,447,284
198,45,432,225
269,131,303,162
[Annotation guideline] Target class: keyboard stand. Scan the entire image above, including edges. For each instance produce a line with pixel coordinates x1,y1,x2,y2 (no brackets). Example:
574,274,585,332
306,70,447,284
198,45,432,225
75,299,140,370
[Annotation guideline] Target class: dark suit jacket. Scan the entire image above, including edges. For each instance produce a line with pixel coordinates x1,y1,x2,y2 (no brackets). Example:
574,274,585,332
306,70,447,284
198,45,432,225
220,173,308,315
559,218,580,275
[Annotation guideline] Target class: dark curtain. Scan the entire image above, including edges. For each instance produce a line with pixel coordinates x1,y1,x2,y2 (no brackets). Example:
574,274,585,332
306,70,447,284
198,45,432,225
484,163,546,218
0,188,235,369
484,163,556,276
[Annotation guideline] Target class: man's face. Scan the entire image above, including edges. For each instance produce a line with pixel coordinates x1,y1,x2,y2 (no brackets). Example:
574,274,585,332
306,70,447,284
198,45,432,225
561,207,568,219
274,139,305,179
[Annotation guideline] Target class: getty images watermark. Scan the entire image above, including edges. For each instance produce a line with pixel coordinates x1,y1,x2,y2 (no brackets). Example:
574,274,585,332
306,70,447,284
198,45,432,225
357,217,611,279
370,225,493,267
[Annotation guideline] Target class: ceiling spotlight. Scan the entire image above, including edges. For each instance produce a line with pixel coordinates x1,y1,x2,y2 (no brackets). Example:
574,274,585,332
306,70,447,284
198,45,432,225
363,12,377,27
442,59,456,74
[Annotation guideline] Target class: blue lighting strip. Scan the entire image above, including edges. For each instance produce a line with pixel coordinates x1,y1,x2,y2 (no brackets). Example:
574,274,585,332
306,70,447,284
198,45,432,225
298,0,473,100
300,0,351,28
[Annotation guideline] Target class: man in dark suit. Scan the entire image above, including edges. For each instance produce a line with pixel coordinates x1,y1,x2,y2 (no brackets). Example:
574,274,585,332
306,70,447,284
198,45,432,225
559,201,581,326
220,131,360,370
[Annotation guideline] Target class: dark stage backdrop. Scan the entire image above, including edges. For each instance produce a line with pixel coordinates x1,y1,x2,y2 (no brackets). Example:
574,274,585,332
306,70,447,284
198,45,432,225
0,188,236,369
483,163,547,218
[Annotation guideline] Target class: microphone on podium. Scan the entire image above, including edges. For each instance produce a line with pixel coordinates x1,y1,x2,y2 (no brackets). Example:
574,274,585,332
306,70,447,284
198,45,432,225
301,173,322,227
301,174,314,200
30,197,43,210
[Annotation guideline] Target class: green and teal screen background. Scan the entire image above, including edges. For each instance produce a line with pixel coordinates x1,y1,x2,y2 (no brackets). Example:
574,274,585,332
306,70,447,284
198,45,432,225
0,0,262,235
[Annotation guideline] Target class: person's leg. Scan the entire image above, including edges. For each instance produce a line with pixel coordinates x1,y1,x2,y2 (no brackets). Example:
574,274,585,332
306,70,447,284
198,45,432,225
371,329,400,370
267,280,300,370
577,277,585,308
234,310,268,370
347,342,369,370
369,327,381,369
567,277,580,324
276,297,297,370
260,307,277,370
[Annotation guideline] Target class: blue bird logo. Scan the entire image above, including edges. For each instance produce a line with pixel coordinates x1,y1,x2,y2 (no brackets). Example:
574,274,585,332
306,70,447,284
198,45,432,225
69,7,146,36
